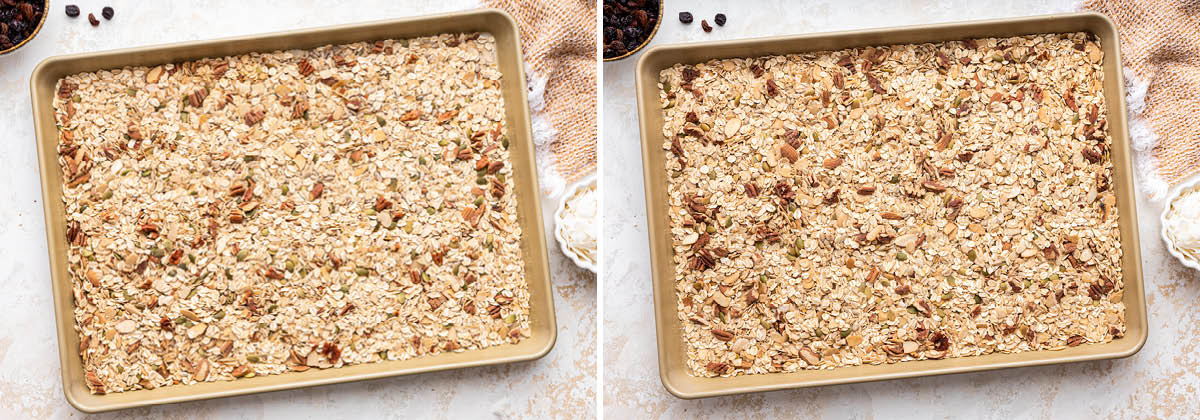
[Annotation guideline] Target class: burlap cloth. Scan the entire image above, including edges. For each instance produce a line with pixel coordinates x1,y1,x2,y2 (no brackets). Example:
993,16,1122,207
482,0,597,193
1084,0,1200,197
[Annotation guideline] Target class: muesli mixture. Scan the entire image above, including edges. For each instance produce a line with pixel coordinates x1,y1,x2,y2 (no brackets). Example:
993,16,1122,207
659,33,1125,377
54,33,529,394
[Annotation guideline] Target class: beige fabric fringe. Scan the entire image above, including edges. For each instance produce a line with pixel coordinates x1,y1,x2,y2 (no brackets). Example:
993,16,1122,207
483,0,598,185
1084,0,1200,190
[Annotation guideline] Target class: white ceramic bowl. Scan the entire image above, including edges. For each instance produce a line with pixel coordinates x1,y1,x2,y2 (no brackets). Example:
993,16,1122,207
1160,174,1200,272
554,176,597,273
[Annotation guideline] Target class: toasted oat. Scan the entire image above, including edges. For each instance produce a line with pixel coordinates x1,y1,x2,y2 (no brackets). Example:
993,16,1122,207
53,32,529,394
659,33,1124,377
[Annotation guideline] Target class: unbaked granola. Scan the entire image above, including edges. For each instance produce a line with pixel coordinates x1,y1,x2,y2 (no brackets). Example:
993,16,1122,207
53,33,529,394
658,33,1124,377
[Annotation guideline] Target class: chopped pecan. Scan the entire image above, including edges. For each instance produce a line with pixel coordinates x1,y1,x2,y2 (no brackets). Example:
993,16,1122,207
436,110,458,124
310,181,324,200
711,329,734,341
244,108,265,126
375,196,393,212
688,249,716,271
189,87,208,108
744,182,759,197
398,110,422,122
168,249,183,265
297,59,315,76
765,79,778,97
291,99,309,119
773,182,794,201
921,180,947,193
320,342,342,364
706,362,730,374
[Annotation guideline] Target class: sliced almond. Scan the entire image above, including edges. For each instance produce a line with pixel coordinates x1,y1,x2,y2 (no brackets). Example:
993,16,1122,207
146,66,164,84
193,359,209,382
187,323,207,339
724,118,741,137
799,347,821,364
115,320,137,334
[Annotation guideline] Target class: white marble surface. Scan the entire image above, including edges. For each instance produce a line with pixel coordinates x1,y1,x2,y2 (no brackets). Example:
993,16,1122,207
602,0,1200,418
0,1,595,418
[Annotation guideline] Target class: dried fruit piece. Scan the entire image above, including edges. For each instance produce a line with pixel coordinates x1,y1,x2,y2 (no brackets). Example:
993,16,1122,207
88,13,99,26
102,6,114,20
714,13,726,26
65,5,80,17
701,20,712,33
679,12,693,24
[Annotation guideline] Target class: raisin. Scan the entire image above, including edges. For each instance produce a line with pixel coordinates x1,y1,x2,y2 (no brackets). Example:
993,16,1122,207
603,26,619,43
9,20,26,36
102,6,114,20
679,12,693,24
65,5,80,17
624,27,641,42
701,19,712,33
714,13,726,26
88,12,99,26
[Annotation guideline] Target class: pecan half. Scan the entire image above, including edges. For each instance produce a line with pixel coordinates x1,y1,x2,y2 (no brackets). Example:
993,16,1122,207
744,182,759,198
189,87,208,108
244,108,265,126
297,59,315,76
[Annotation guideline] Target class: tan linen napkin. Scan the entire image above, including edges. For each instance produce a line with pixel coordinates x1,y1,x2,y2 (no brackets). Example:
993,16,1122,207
482,0,598,194
1083,0,1200,198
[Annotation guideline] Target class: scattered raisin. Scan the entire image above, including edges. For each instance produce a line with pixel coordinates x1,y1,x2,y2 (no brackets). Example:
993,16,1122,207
101,6,114,20
701,19,712,33
65,5,79,17
714,13,726,26
88,12,99,26
679,11,693,24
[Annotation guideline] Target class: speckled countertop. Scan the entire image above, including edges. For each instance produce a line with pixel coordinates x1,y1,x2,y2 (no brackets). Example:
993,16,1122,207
602,0,1200,418
0,1,595,418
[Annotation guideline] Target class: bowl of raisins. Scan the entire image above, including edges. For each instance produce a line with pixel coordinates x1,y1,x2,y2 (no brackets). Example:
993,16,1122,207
0,0,47,56
603,0,661,62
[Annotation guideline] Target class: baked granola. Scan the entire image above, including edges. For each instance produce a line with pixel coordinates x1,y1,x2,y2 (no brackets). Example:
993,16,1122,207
53,33,530,394
658,33,1124,377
